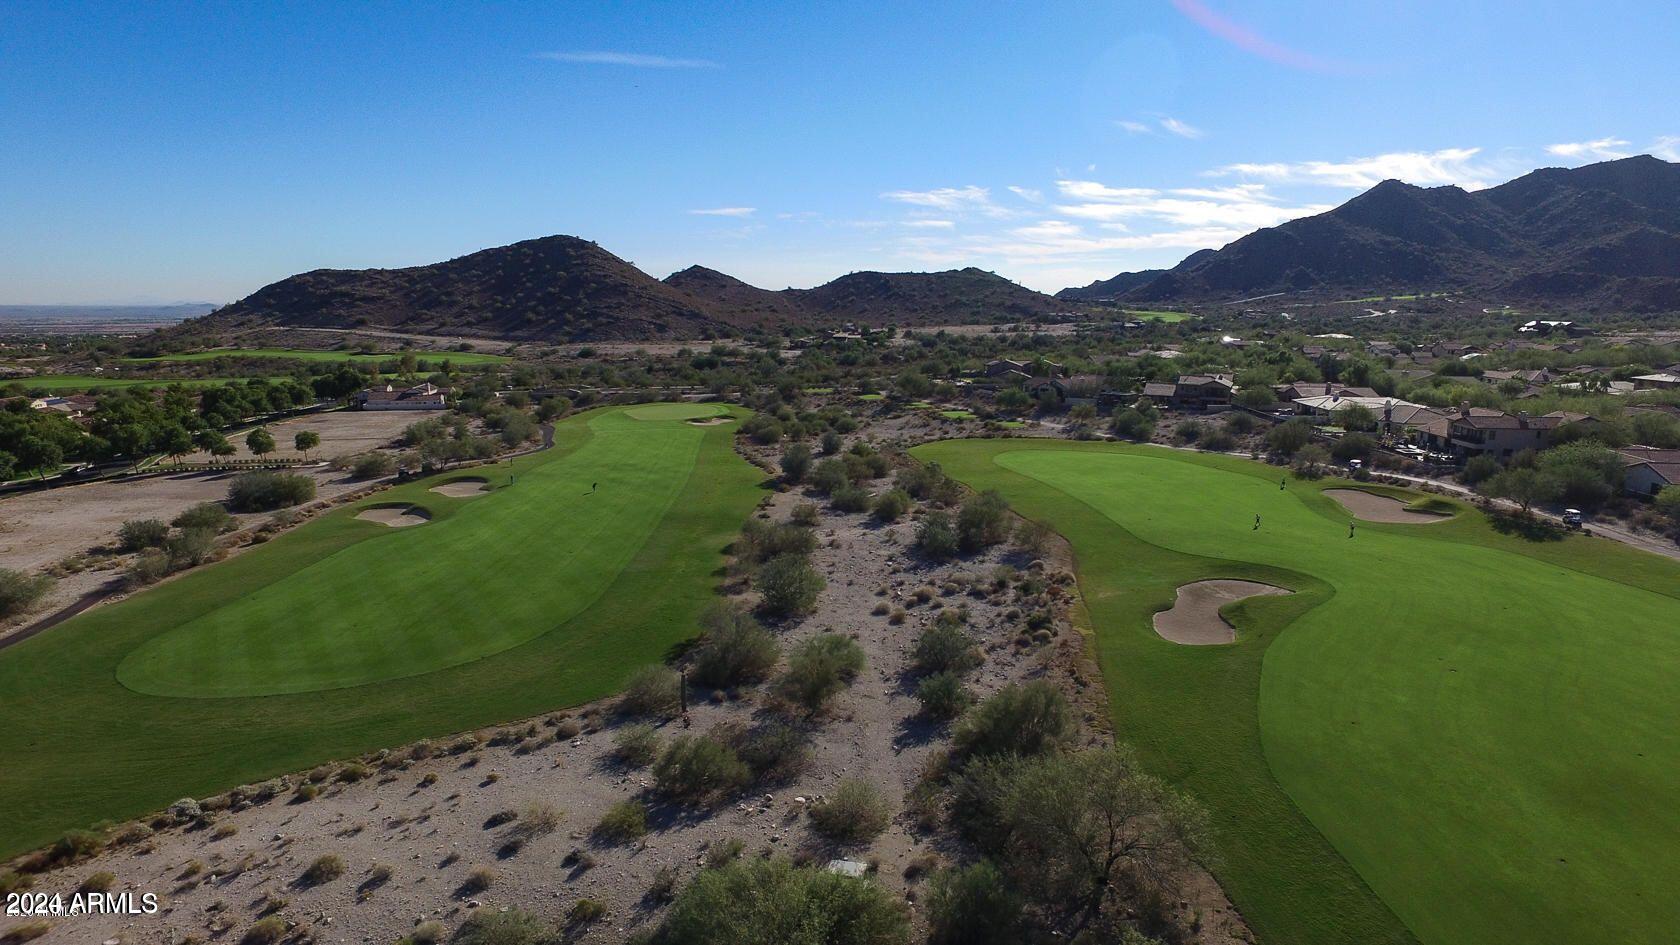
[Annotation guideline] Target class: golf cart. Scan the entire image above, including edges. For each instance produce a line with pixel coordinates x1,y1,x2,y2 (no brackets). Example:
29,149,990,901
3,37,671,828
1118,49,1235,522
1562,508,1584,529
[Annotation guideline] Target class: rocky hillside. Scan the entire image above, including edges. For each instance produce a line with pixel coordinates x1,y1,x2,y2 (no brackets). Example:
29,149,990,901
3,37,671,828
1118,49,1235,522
1078,155,1680,311
186,238,1067,342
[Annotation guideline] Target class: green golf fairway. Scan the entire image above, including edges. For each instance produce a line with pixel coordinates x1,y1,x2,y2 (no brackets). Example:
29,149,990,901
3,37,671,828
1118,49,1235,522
10,374,290,391
121,347,508,365
0,404,761,859
624,402,726,420
915,439,1680,945
120,406,718,696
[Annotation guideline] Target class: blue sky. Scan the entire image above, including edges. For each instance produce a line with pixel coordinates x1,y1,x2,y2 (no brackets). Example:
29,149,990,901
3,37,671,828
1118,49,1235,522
3,0,1677,303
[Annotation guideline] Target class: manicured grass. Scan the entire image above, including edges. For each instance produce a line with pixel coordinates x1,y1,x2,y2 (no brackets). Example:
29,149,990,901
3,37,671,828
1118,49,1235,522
7,374,289,392
914,440,1680,945
1123,309,1194,322
856,393,885,401
122,347,509,365
938,409,977,420
0,404,762,858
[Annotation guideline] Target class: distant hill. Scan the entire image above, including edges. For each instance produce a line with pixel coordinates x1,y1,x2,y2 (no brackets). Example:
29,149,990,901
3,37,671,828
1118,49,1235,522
1072,155,1680,311
186,237,1067,342
1055,250,1216,301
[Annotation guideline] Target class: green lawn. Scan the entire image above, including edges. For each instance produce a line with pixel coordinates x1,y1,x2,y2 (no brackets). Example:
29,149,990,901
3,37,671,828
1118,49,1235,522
0,404,761,858
857,393,885,401
939,409,977,420
914,439,1680,945
1124,309,1195,322
122,347,509,365
7,374,289,392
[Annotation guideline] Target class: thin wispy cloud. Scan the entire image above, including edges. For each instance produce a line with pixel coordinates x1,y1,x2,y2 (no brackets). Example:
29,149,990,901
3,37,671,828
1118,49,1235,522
1545,137,1632,161
1159,116,1205,139
879,185,1011,217
688,207,756,217
901,219,956,229
1052,179,1329,229
1211,147,1494,189
1653,136,1680,161
536,51,719,69
1115,120,1153,135
1007,185,1043,202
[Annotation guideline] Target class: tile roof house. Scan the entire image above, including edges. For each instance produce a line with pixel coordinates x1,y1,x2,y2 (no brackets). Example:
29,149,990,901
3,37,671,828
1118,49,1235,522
1276,381,1381,400
356,382,446,411
1632,373,1680,390
1141,374,1236,409
1414,406,1575,460
1616,446,1680,497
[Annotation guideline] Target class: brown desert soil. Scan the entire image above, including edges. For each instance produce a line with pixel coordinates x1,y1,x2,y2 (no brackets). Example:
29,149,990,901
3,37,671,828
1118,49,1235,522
429,479,490,498
1325,488,1450,524
1153,580,1291,645
354,506,431,527
189,409,420,462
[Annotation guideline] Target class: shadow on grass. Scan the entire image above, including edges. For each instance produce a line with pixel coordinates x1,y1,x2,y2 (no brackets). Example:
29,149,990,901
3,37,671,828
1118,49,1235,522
1486,510,1566,542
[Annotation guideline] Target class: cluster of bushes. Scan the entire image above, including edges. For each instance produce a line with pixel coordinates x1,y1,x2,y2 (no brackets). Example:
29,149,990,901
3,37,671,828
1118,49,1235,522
401,413,497,467
776,633,865,714
227,471,316,512
331,451,397,479
0,568,53,619
917,489,1011,561
1478,442,1628,512
648,857,909,945
690,602,780,690
736,515,825,618
121,502,239,586
912,611,983,720
807,440,892,511
736,399,860,447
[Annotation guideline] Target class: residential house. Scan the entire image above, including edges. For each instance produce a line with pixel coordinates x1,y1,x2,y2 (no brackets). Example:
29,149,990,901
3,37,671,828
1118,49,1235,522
1632,373,1680,391
1616,447,1680,497
1415,406,1572,461
1276,381,1380,401
356,382,447,411
1142,374,1235,410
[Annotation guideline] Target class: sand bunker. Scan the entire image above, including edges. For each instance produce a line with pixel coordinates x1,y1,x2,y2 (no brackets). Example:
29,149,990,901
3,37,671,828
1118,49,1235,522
355,505,430,527
1326,489,1450,524
1154,580,1291,645
429,478,490,498
686,417,733,426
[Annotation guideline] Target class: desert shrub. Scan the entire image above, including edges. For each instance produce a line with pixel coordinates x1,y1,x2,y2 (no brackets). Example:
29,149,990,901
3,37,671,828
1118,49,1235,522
0,568,53,618
896,462,961,505
777,634,865,713
569,898,608,925
405,920,447,945
619,664,682,717
1110,407,1153,441
912,623,980,676
646,866,680,904
241,916,289,945
956,491,1011,552
300,853,345,886
1223,412,1257,435
0,920,50,943
227,471,316,512
118,518,169,551
738,520,817,563
871,489,912,522
1173,420,1203,443
1012,519,1053,557
915,512,959,561
757,553,825,617
0,870,33,895
1461,453,1501,485
953,747,1210,940
916,672,972,720
809,779,889,843
511,801,562,840
453,908,553,945
790,502,820,526
172,502,234,533
614,723,661,767
348,452,397,479
829,483,871,512
653,736,751,804
811,459,849,494
651,857,910,945
1265,418,1315,457
781,443,813,484
820,430,844,454
925,861,1023,945
1538,442,1625,510
460,865,497,894
691,603,780,688
952,681,1073,761
164,527,218,568
76,871,115,893
730,721,811,783
595,800,649,843
1199,428,1237,453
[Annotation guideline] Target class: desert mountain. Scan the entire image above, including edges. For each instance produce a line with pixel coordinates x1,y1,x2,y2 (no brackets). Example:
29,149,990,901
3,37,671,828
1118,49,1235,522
1076,155,1680,311
188,237,1066,341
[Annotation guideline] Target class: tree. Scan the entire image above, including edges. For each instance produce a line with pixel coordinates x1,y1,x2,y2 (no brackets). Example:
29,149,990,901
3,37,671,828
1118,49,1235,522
157,424,195,463
916,511,959,561
781,443,813,484
1339,404,1378,433
1110,407,1152,441
245,428,276,457
1265,418,1315,457
1655,487,1680,524
1537,442,1624,510
652,857,909,945
957,490,1011,552
1485,467,1562,513
293,431,320,459
994,387,1031,414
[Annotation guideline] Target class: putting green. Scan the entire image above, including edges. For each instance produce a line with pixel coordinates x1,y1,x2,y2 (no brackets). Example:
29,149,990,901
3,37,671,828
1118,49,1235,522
121,347,508,365
915,439,1680,945
118,408,710,696
0,405,761,859
625,402,725,420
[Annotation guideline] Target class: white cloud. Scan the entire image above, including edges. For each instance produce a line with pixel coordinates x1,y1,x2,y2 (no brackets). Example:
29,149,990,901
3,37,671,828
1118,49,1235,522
1115,120,1153,135
1159,116,1205,139
901,219,956,229
1652,136,1680,161
1546,137,1632,161
1210,147,1493,189
879,185,1010,217
1007,185,1044,202
688,207,756,217
1055,180,1159,201
536,51,719,69
1050,179,1328,229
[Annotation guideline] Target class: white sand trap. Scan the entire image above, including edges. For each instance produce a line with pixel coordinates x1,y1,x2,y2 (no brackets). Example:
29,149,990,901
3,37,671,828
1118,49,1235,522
686,417,733,426
1326,489,1450,524
355,505,431,527
1154,580,1291,645
429,478,490,498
